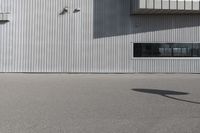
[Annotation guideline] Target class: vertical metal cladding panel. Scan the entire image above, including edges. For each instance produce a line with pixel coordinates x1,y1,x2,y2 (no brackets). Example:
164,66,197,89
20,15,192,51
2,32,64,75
0,0,130,73
0,0,200,73
131,59,200,73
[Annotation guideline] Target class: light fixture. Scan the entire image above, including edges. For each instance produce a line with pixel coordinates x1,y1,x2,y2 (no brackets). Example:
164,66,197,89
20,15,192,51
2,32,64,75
60,7,69,15
0,12,10,22
74,8,81,13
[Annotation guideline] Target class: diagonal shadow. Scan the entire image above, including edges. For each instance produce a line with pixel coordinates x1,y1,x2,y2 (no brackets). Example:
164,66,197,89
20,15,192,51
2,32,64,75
93,0,200,38
132,88,200,104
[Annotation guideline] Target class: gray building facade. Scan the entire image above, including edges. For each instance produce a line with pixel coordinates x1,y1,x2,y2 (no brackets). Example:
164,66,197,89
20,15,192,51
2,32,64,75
1,0,200,73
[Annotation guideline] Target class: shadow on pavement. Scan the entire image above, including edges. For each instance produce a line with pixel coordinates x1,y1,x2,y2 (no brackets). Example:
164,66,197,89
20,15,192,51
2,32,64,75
132,89,200,105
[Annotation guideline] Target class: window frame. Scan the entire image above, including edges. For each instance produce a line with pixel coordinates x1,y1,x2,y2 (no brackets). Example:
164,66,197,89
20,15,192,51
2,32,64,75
132,43,200,59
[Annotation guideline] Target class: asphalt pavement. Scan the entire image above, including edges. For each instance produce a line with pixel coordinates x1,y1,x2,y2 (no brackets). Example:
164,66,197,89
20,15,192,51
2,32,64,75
0,74,199,133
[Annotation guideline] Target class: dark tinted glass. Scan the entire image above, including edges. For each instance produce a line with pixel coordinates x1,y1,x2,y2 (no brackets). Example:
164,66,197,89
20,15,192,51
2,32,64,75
134,43,200,57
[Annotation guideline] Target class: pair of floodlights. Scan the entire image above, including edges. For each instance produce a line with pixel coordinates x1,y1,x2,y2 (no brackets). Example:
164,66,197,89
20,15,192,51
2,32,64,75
61,7,81,15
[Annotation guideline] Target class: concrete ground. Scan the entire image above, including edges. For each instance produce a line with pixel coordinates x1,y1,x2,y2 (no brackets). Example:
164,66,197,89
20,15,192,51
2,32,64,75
0,74,199,133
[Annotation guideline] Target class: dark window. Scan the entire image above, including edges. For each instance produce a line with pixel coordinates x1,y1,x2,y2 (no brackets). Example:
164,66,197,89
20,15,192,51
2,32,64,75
134,43,200,57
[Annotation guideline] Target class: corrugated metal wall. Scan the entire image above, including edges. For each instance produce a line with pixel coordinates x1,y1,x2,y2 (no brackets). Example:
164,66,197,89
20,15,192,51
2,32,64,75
0,0,200,73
